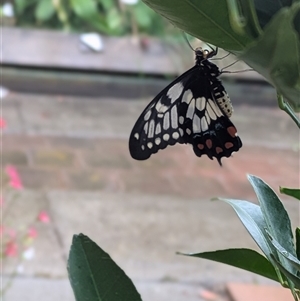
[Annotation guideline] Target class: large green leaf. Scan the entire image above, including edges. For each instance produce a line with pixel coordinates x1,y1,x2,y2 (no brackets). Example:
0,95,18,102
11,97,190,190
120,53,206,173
253,0,294,28
271,254,300,291
280,187,300,201
181,248,279,282
248,176,296,256
240,3,300,111
217,198,275,261
267,231,300,272
248,175,297,277
142,0,253,50
68,234,142,301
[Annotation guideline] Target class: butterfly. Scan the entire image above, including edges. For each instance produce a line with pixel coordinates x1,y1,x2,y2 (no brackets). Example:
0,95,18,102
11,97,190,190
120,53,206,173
129,47,242,166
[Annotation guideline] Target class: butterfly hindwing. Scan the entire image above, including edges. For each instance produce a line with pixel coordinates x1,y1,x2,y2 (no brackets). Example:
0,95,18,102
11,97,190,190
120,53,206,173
129,49,242,164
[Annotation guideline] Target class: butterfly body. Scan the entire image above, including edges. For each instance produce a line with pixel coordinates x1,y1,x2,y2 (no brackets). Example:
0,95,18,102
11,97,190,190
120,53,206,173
129,48,242,165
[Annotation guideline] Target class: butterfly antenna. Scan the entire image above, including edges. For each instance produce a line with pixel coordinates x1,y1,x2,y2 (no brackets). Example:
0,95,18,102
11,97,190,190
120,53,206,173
221,59,254,73
182,32,195,51
211,52,231,61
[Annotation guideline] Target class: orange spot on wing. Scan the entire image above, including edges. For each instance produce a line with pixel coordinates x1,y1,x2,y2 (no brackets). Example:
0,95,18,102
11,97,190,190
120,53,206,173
227,126,237,138
225,142,234,149
197,144,204,150
206,139,212,149
216,147,223,154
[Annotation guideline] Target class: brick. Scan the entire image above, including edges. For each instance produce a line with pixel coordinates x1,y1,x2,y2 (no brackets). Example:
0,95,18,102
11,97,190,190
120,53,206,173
70,171,107,190
47,137,97,150
17,167,66,189
34,150,75,167
84,153,131,169
3,135,48,149
2,151,28,166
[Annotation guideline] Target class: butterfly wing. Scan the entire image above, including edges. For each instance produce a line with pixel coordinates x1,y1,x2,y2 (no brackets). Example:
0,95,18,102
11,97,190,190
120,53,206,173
129,66,242,164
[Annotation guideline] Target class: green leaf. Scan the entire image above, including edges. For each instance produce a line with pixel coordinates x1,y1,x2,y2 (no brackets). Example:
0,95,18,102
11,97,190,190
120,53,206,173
267,231,300,272
253,0,294,28
68,234,142,301
217,198,275,260
142,0,254,50
180,248,279,282
271,254,300,291
35,0,55,21
280,187,300,200
248,175,296,256
248,175,297,278
14,0,37,14
296,228,300,260
240,4,300,111
70,0,97,19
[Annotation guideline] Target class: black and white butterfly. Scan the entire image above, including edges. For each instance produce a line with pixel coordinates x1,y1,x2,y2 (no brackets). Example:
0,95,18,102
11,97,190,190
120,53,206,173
129,47,242,165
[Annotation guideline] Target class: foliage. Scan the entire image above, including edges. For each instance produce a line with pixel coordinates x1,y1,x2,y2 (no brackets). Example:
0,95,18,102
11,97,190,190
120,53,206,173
10,0,177,37
68,234,142,301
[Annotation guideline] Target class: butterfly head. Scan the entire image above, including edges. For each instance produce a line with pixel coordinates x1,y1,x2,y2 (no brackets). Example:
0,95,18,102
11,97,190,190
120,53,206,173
195,47,217,61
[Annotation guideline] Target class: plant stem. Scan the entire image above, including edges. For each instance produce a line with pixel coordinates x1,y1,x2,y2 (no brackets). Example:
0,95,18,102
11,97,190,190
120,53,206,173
277,93,300,129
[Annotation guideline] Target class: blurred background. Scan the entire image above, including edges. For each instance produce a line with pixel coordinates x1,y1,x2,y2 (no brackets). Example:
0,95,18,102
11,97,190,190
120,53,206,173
1,1,299,301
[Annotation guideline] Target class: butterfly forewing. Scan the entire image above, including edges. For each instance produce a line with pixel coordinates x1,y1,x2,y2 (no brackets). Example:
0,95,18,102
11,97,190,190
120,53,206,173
129,49,242,164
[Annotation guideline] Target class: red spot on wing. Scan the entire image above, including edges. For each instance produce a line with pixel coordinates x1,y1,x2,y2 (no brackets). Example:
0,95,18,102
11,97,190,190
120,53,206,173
197,144,204,150
216,147,223,154
206,139,212,149
225,142,234,149
227,126,237,138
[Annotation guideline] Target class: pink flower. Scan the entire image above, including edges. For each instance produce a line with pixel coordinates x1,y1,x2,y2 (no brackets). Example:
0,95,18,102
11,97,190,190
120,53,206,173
7,228,16,239
5,165,23,190
27,227,38,239
0,118,6,129
5,241,18,257
38,211,50,223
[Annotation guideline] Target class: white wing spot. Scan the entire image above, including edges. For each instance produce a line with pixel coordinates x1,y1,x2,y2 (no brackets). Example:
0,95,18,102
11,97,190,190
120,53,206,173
163,134,170,141
201,117,208,131
205,111,211,125
155,138,161,145
206,101,217,120
157,113,163,118
148,119,155,138
182,89,193,104
144,110,151,121
163,112,170,130
171,106,178,129
155,123,161,135
193,115,201,133
196,97,206,111
144,122,149,134
186,98,195,119
141,145,145,150
172,132,180,139
179,128,184,136
167,82,184,103
186,128,191,135
179,116,184,124
155,99,169,113
147,142,153,149
134,133,139,140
